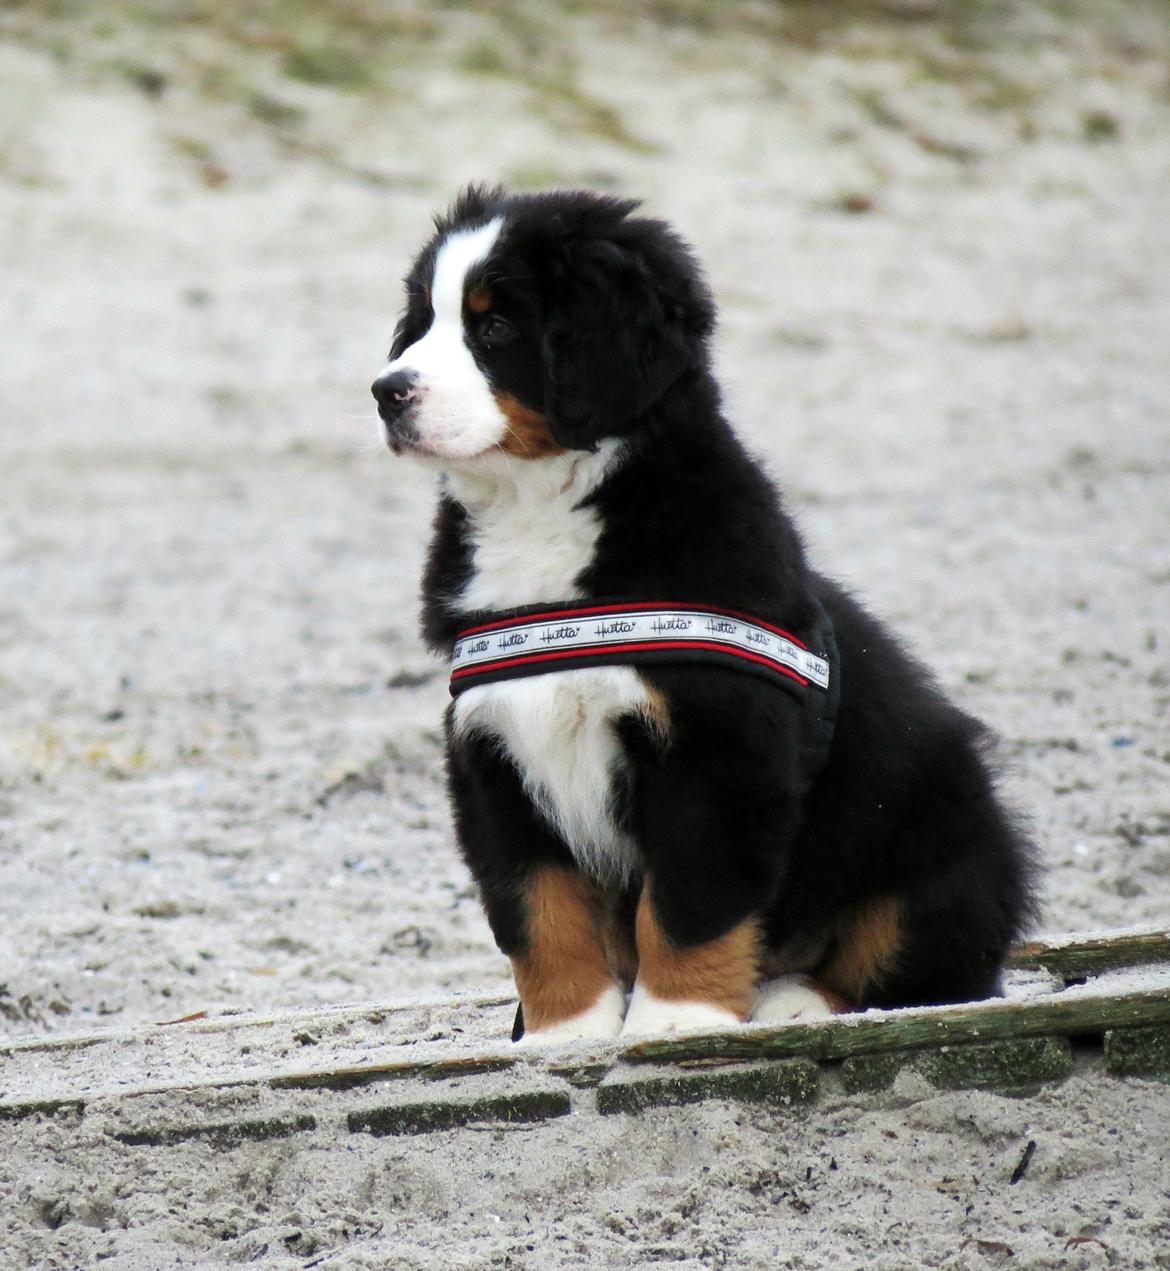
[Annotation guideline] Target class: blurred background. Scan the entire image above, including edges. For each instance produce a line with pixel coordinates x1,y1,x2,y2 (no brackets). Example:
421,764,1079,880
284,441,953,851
1,0,1168,1035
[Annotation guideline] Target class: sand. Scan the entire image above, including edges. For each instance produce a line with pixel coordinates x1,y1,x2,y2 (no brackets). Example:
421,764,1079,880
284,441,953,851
1,1,1169,1266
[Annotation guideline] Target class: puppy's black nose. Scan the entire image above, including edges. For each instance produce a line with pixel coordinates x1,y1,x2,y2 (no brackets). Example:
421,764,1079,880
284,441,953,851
371,369,419,418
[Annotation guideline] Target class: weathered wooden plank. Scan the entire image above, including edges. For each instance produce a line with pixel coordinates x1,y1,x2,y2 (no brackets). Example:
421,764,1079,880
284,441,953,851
839,1052,905,1094
1103,1026,1170,1080
623,986,1170,1066
597,1059,818,1116
2,930,1168,1128
912,1037,1072,1092
0,997,520,1107
0,1098,85,1123
841,1037,1074,1095
269,1054,515,1092
1007,930,1170,979
347,1087,571,1136
113,1114,317,1150
0,991,515,1058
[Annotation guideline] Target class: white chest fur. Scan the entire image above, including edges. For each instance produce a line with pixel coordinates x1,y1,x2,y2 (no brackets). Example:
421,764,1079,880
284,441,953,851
446,444,617,613
446,445,649,881
452,668,649,881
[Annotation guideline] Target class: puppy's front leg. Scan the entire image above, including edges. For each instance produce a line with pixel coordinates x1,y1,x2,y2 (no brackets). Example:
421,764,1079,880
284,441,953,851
621,880,759,1036
447,725,626,1043
511,865,626,1044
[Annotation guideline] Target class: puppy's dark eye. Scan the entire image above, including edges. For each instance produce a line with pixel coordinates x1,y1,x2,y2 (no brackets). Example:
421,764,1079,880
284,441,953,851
479,315,516,347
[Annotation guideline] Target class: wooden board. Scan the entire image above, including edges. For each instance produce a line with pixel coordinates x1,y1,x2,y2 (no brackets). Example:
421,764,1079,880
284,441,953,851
1,929,1167,1135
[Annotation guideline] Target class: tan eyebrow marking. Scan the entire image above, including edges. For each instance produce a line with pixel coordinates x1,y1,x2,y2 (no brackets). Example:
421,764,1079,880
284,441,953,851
467,284,491,314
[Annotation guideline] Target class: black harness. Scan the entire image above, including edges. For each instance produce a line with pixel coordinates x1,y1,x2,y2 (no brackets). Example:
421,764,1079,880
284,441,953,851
450,597,840,784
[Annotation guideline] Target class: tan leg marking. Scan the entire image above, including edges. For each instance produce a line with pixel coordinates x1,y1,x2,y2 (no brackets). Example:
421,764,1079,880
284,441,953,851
819,895,902,1005
511,866,616,1031
634,887,760,1021
492,391,567,458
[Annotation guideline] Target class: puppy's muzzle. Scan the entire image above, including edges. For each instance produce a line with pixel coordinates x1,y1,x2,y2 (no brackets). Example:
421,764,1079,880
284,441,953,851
371,369,421,452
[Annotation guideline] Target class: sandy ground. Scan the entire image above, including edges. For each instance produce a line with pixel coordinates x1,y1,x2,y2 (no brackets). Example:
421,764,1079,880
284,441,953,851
1,0,1169,1266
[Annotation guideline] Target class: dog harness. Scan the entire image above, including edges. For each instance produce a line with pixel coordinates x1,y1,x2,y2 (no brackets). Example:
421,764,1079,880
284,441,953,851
449,598,841,779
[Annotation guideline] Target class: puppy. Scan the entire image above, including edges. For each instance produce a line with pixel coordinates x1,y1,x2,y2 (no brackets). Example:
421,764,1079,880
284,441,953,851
371,186,1036,1043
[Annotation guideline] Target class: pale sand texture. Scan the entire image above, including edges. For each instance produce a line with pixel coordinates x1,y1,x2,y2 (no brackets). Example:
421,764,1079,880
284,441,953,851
1,2,1168,1266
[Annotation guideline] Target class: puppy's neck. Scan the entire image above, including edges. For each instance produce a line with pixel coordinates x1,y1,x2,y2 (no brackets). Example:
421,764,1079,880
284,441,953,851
442,441,623,515
443,441,625,614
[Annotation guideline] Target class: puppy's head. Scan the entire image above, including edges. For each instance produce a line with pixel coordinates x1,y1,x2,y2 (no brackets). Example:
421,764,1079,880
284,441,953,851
371,186,715,464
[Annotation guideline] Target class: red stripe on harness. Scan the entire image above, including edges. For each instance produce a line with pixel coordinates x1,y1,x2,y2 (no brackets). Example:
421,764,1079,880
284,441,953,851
455,601,809,649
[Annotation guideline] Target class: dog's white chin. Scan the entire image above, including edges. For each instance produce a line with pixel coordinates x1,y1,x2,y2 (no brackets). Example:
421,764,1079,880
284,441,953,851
384,436,476,465
380,418,506,467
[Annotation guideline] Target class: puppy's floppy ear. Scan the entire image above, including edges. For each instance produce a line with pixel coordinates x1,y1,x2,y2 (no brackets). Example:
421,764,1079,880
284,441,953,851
541,216,715,450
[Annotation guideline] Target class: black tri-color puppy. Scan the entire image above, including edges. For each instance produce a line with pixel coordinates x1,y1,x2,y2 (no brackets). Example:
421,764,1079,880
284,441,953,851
371,186,1036,1044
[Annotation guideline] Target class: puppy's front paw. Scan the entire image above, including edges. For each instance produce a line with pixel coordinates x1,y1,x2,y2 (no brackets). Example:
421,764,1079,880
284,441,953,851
750,975,836,1024
619,983,741,1038
513,984,626,1047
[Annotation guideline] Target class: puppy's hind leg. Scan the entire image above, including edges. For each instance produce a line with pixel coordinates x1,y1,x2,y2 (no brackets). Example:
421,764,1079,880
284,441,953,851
753,895,903,1022
750,975,846,1023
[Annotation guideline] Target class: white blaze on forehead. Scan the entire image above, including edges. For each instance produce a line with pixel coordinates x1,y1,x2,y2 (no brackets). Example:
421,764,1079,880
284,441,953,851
430,217,504,323
376,216,508,461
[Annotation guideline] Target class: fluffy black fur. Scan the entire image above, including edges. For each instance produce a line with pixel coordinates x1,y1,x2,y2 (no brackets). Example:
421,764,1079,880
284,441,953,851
397,185,1036,1013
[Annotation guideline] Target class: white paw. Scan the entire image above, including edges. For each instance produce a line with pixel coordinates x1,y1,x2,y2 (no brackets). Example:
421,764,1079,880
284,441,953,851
750,975,834,1024
513,984,626,1047
619,982,740,1038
